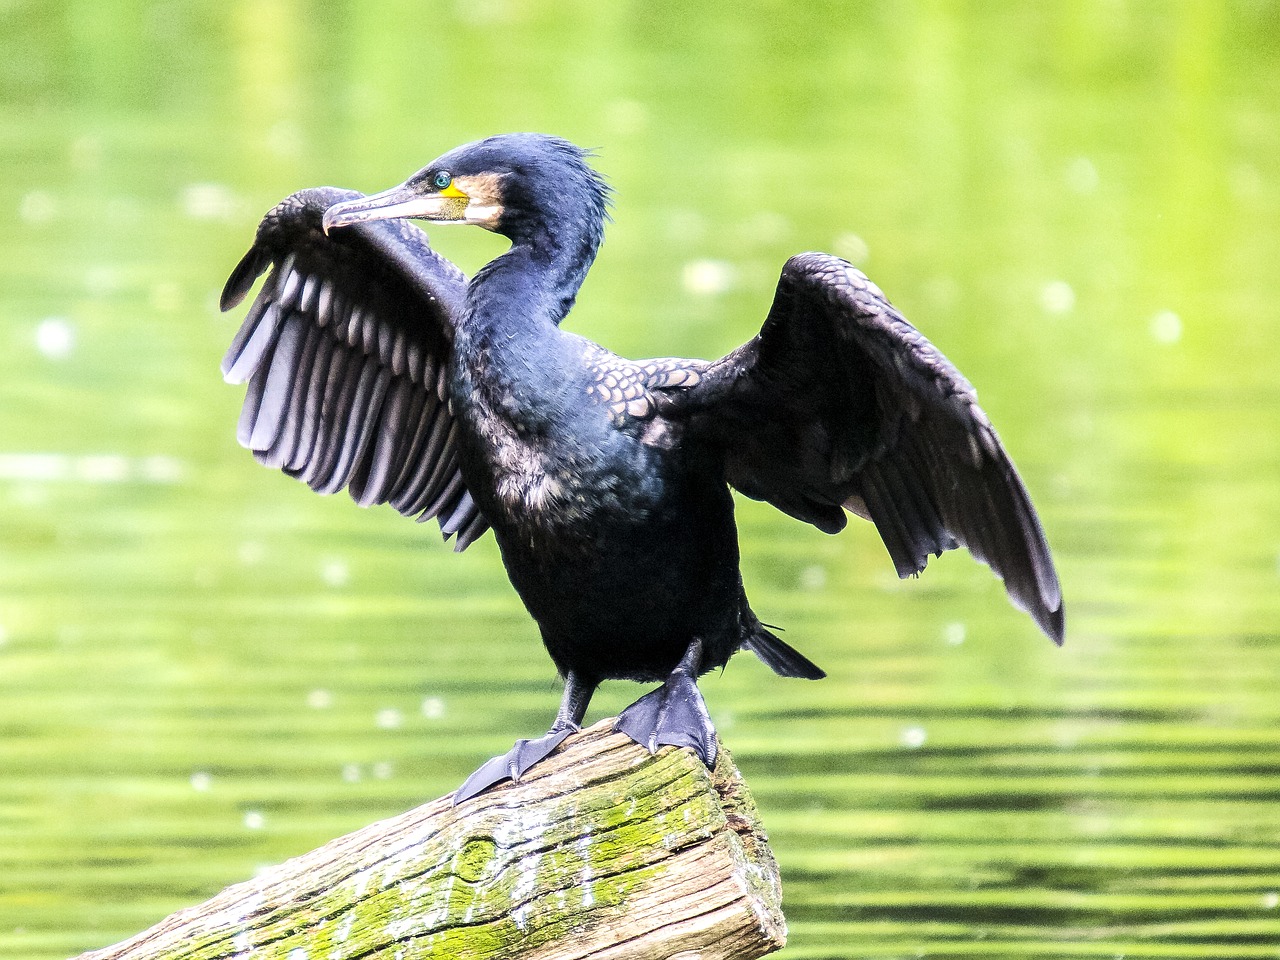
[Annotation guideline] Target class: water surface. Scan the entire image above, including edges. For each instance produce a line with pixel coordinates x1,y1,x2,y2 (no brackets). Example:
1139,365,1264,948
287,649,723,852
1,3,1278,958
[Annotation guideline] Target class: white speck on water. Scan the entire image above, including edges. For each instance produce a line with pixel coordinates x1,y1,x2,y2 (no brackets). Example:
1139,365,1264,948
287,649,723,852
421,696,446,719
798,564,827,591
376,708,403,730
681,259,735,297
0,452,187,485
287,949,308,960
832,231,870,265
139,454,184,483
1263,891,1279,909
373,761,394,780
85,265,119,297
190,771,212,792
739,210,792,247
1150,310,1182,344
70,135,102,172
1065,156,1099,194
1040,280,1075,315
182,182,243,222
900,725,928,749
943,622,966,646
75,454,129,484
321,558,350,588
35,317,75,359
19,190,57,224
342,764,362,783
243,810,265,830
0,453,64,483
267,119,304,158
307,688,334,709
924,274,960,309
1229,162,1262,200
604,98,649,136
150,280,183,313
666,209,707,246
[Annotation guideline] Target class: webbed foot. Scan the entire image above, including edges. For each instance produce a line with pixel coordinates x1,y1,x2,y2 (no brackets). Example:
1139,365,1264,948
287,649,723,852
615,639,718,767
454,723,577,805
453,670,597,806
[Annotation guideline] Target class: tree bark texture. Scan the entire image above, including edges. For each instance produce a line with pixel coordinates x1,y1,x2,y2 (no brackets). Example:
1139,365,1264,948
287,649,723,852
76,719,787,960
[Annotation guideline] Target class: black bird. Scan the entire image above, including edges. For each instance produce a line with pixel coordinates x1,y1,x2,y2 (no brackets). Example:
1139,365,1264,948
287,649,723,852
219,133,1063,803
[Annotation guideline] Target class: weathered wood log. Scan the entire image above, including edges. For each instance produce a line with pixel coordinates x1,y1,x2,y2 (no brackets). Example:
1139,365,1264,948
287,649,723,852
77,719,786,960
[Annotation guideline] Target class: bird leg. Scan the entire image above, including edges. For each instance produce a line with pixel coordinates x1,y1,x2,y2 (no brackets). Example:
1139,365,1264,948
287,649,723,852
615,637,718,768
453,671,596,805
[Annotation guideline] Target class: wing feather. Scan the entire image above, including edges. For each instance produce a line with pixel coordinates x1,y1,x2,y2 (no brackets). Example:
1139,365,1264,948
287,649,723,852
220,187,488,546
665,252,1063,643
250,311,306,453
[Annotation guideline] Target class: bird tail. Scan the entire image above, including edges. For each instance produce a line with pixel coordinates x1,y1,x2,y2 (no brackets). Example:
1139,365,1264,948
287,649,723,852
745,627,826,679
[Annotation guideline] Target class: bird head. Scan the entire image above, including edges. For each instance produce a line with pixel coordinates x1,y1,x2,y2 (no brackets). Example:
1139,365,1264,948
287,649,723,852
322,133,611,249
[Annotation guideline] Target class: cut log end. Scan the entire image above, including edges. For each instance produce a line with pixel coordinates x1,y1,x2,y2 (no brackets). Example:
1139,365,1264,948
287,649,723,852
77,719,787,960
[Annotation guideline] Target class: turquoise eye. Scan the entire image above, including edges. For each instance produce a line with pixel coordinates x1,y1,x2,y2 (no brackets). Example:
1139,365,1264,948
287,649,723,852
433,171,452,190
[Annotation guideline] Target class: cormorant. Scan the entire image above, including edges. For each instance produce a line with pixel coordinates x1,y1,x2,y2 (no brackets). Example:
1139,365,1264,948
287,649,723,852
219,133,1064,803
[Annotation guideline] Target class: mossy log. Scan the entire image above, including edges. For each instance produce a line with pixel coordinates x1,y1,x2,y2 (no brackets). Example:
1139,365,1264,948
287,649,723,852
77,719,786,960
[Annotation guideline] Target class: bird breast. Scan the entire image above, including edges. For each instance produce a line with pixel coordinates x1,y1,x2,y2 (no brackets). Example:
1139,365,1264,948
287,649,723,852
451,338,674,544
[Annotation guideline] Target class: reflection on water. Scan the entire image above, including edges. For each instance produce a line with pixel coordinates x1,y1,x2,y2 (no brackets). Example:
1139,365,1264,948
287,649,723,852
1,3,1278,958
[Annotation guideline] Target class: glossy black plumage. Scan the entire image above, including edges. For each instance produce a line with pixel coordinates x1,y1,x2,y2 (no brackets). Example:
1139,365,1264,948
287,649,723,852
220,133,1064,801
220,187,487,548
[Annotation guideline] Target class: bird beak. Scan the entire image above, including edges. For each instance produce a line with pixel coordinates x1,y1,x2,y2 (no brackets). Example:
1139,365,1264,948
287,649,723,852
322,181,470,234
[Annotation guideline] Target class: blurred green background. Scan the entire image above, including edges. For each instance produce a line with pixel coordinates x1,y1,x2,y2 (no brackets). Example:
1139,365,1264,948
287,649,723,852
2,1,1279,957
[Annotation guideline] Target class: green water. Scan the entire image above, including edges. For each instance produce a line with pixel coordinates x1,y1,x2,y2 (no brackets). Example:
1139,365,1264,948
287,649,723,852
2,2,1278,957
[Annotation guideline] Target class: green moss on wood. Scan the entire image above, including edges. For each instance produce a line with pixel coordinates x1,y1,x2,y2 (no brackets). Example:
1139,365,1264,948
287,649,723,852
78,720,785,960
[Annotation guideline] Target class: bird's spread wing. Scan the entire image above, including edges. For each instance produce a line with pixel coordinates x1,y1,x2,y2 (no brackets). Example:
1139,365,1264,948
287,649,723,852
219,187,489,551
656,252,1063,642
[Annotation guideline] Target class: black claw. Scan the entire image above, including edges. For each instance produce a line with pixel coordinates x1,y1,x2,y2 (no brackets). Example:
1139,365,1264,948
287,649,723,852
453,726,576,805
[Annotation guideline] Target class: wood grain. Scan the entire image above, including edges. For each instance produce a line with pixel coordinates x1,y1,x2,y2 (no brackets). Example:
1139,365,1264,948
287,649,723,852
77,719,786,960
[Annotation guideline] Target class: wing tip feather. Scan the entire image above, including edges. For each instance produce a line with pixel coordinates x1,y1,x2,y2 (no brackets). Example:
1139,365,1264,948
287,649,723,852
220,247,271,312
1041,600,1066,646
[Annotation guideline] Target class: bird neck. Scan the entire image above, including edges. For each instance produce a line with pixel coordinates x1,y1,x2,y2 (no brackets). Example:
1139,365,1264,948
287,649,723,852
453,229,600,427
466,209,603,338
